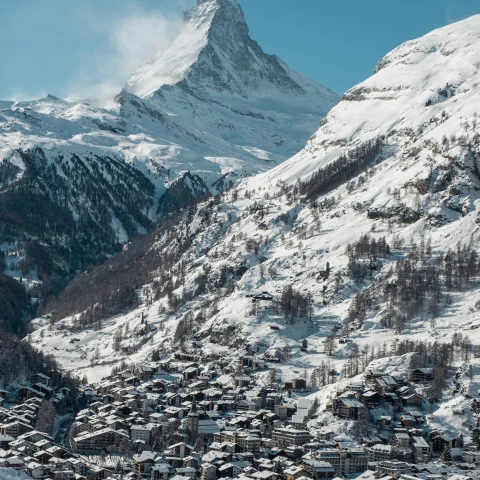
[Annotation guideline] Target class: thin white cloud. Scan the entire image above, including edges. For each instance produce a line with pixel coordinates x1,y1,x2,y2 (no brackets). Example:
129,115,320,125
6,89,49,103
66,1,187,101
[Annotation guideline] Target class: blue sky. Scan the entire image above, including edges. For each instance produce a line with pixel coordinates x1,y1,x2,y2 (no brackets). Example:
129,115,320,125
1,0,479,100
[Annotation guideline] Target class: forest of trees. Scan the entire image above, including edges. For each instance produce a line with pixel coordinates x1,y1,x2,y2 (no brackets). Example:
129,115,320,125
44,211,185,323
44,194,236,325
276,284,313,323
0,272,31,336
347,234,391,279
348,241,480,332
35,400,56,435
309,336,470,403
293,137,383,201
0,148,155,308
0,331,79,392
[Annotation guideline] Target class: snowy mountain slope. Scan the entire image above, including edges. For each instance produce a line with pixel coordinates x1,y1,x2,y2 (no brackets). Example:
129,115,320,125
0,0,337,306
34,14,480,444
126,0,339,164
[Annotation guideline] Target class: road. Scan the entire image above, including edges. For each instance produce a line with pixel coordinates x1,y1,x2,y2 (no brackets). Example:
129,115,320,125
54,414,74,447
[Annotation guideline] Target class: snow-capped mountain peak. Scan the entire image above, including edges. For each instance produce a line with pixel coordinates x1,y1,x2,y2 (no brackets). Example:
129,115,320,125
125,0,337,108
125,0,222,98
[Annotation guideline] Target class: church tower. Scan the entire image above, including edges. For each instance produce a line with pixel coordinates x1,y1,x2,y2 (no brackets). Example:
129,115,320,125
187,396,199,445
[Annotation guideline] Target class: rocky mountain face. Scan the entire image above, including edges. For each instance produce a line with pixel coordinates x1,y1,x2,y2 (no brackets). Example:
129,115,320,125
0,0,337,325
125,0,339,185
36,15,480,437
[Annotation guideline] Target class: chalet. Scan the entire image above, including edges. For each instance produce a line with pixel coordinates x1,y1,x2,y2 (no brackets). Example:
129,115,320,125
236,399,258,412
175,467,197,479
0,434,14,448
183,366,200,381
400,415,415,428
463,450,480,463
392,433,410,447
46,444,69,459
234,376,252,389
33,450,53,464
169,442,195,459
397,386,411,396
131,424,153,443
409,368,433,383
302,460,336,479
19,430,53,443
2,456,25,470
412,436,431,463
383,393,399,408
405,410,424,424
364,370,385,386
34,383,54,398
0,420,34,438
31,373,51,387
152,464,172,480
376,461,411,478
392,375,406,385
380,375,398,391
18,386,45,402
10,438,35,455
241,355,266,370
235,434,261,455
251,471,278,480
274,403,296,420
346,383,364,393
164,407,184,419
368,444,392,462
361,391,382,408
133,450,162,474
135,365,155,381
34,438,54,451
165,393,182,407
284,465,304,480
284,379,307,391
376,416,392,430
333,398,366,420
52,470,76,480
73,427,130,451
401,393,423,407
430,432,458,453
271,427,311,448
315,449,369,476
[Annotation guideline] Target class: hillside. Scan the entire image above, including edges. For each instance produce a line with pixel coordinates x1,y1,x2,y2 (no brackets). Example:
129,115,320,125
32,14,480,443
0,0,337,323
